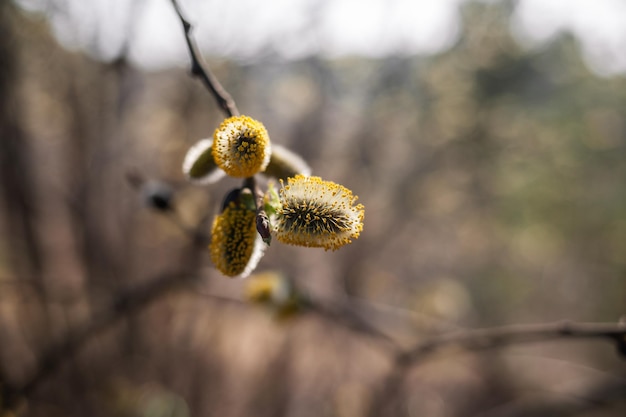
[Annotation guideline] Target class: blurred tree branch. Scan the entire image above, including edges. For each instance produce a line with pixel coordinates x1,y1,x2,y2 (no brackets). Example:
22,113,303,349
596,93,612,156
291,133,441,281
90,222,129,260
368,320,626,416
0,0,44,294
399,320,626,365
1,247,203,412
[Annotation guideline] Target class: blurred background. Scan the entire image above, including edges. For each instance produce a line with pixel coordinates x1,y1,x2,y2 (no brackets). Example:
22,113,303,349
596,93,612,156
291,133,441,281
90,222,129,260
1,0,625,416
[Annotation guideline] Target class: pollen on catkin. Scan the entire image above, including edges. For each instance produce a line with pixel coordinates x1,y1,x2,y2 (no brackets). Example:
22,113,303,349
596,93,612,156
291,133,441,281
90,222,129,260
212,115,271,178
273,175,364,251
210,200,266,277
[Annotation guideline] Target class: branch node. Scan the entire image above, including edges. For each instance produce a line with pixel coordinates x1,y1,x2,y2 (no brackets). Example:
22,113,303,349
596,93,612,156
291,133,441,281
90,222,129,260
614,335,626,359
182,19,191,33
558,319,574,335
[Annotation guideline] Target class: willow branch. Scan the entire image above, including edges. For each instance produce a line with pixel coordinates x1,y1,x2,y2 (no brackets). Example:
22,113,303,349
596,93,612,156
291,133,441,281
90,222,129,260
399,320,626,366
367,320,626,417
169,0,239,117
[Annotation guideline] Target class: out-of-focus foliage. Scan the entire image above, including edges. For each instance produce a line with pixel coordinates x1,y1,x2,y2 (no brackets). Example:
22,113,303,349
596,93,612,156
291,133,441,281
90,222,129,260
0,1,624,416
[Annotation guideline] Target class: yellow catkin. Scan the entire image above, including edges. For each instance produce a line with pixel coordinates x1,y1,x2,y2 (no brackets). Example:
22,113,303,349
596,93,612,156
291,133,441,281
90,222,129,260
212,115,271,178
245,272,302,320
273,175,364,251
245,273,283,303
210,201,259,277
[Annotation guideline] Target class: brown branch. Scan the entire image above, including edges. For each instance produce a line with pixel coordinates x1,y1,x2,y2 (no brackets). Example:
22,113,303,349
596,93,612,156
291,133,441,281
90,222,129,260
399,320,626,366
1,196,210,411
169,0,239,118
0,269,197,411
367,320,626,417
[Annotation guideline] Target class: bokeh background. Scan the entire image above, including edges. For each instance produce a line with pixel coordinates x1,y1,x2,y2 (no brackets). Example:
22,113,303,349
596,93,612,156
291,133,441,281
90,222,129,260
1,0,625,416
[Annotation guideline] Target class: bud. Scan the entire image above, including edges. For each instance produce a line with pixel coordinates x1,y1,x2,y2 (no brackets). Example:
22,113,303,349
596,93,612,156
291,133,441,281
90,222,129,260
182,138,225,184
140,180,175,212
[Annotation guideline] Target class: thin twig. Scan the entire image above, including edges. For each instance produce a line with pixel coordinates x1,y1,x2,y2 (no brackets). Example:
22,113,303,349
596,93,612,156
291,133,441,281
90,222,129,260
306,299,401,354
169,0,239,118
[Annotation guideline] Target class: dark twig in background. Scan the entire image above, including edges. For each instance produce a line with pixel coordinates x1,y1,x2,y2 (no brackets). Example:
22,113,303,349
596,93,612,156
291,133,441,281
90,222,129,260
368,320,626,416
399,320,626,366
169,0,239,118
1,230,206,411
4,272,191,408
